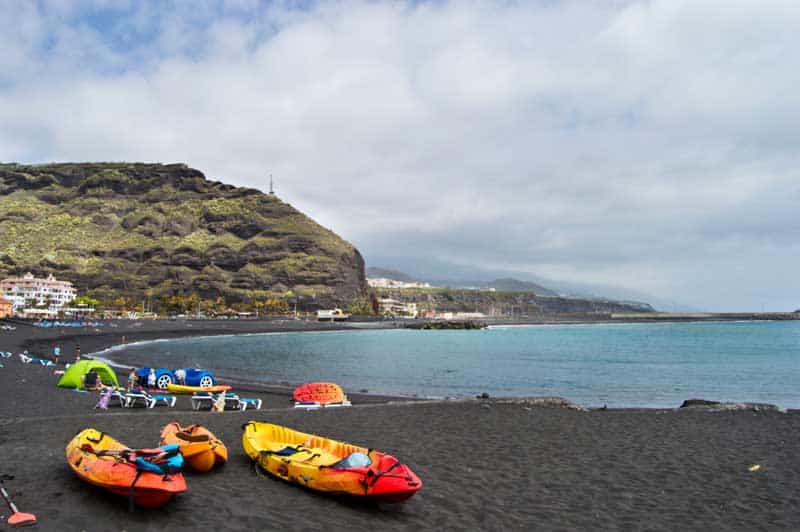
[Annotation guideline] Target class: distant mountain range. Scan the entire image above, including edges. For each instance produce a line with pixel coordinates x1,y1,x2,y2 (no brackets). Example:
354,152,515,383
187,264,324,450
367,267,557,296
365,267,419,283
484,278,558,296
366,257,697,311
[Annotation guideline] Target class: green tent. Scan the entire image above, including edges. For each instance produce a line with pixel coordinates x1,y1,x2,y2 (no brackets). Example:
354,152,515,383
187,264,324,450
57,360,119,389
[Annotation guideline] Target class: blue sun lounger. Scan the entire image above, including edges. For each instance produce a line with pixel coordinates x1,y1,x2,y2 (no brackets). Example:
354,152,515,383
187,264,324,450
125,390,176,408
191,391,240,411
238,397,262,411
19,354,54,366
191,392,261,411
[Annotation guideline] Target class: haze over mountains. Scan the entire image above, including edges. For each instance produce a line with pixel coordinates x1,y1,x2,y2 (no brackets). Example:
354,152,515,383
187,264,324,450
367,259,696,312
367,267,557,297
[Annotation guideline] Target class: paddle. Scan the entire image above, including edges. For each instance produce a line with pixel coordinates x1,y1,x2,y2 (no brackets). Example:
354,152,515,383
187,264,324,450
0,478,37,527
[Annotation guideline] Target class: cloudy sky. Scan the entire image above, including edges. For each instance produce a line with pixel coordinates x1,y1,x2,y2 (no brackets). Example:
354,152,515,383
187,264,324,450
2,0,798,311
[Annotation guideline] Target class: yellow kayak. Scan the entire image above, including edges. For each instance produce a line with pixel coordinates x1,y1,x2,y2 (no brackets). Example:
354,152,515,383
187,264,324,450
166,383,231,395
242,421,421,502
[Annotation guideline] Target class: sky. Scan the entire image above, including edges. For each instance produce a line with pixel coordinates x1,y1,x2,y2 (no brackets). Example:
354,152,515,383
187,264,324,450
1,0,798,311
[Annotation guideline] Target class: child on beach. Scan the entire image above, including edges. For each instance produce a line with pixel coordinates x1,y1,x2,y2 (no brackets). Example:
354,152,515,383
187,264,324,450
147,368,156,389
53,345,61,365
212,393,226,412
127,369,138,391
95,387,112,410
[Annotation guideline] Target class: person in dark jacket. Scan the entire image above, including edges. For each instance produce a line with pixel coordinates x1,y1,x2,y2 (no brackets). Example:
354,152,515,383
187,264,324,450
83,370,101,390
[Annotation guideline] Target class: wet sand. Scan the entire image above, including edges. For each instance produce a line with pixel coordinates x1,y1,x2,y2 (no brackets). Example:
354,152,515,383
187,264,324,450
0,320,798,531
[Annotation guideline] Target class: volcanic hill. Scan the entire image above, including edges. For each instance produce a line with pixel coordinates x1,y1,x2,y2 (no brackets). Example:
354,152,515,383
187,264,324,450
0,163,366,307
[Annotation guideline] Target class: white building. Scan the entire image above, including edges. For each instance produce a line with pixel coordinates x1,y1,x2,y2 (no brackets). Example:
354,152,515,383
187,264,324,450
438,311,486,320
367,278,432,289
378,298,418,318
317,308,350,321
0,272,77,311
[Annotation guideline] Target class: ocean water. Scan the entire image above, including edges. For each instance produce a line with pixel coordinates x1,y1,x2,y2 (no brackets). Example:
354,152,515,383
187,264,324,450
108,320,800,408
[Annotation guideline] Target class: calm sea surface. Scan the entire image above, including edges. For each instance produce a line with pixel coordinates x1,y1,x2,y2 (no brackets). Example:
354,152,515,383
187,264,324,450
107,321,800,408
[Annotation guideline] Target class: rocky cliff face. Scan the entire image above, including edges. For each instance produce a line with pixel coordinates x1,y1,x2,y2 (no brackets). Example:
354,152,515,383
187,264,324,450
375,287,654,315
0,163,367,307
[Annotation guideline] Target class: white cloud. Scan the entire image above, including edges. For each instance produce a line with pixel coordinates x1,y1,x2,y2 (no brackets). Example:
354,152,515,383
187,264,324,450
1,0,799,310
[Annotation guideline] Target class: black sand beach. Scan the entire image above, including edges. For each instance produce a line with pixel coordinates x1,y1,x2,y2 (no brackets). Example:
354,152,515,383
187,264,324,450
1,320,799,531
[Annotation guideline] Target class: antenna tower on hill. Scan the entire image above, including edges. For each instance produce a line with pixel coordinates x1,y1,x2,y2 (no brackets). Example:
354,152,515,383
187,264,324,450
269,174,275,195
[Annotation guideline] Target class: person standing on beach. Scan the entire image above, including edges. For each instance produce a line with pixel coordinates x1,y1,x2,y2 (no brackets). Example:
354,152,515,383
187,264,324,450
212,392,226,412
147,368,156,389
74,343,81,362
127,368,138,391
53,345,61,365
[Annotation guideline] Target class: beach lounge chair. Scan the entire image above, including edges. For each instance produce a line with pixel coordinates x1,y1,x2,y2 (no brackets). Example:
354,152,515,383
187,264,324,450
151,394,177,407
124,390,177,408
293,401,322,409
322,400,352,408
96,388,127,409
238,398,262,411
19,354,54,366
125,390,155,408
111,389,128,407
191,392,241,411
0,351,12,358
293,399,351,409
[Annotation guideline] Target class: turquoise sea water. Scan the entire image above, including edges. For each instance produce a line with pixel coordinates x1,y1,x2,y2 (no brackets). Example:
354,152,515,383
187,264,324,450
109,321,800,408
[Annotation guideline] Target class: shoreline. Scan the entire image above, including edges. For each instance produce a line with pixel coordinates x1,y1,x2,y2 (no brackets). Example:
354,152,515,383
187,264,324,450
6,317,799,408
1,319,800,529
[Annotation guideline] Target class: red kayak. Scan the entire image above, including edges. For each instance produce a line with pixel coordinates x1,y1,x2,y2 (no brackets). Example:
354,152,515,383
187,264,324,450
293,382,348,405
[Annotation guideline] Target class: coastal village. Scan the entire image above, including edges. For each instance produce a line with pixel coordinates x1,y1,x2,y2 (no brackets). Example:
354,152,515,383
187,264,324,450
0,272,498,325
0,271,455,320
3,271,794,325
0,269,659,324
0,271,436,320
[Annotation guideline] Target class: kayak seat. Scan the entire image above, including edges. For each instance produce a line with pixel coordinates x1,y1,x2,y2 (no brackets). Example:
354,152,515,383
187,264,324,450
274,446,305,456
176,431,210,443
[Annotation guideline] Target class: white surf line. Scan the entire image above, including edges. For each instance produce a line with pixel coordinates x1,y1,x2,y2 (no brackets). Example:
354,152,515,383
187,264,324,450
486,321,687,330
86,327,388,369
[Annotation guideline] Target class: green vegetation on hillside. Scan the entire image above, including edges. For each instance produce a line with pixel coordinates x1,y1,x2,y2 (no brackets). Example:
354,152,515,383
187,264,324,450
0,163,366,309
374,286,653,316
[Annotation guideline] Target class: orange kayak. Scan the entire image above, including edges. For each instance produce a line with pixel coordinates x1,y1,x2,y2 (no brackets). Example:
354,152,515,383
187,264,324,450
293,382,348,405
66,428,186,509
160,422,228,473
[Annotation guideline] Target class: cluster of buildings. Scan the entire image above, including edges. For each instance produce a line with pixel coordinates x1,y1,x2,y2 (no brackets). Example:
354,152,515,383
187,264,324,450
375,298,485,320
367,278,432,289
0,272,85,318
0,272,488,322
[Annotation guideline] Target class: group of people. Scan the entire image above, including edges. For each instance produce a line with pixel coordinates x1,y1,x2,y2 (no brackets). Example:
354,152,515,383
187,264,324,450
125,367,187,391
